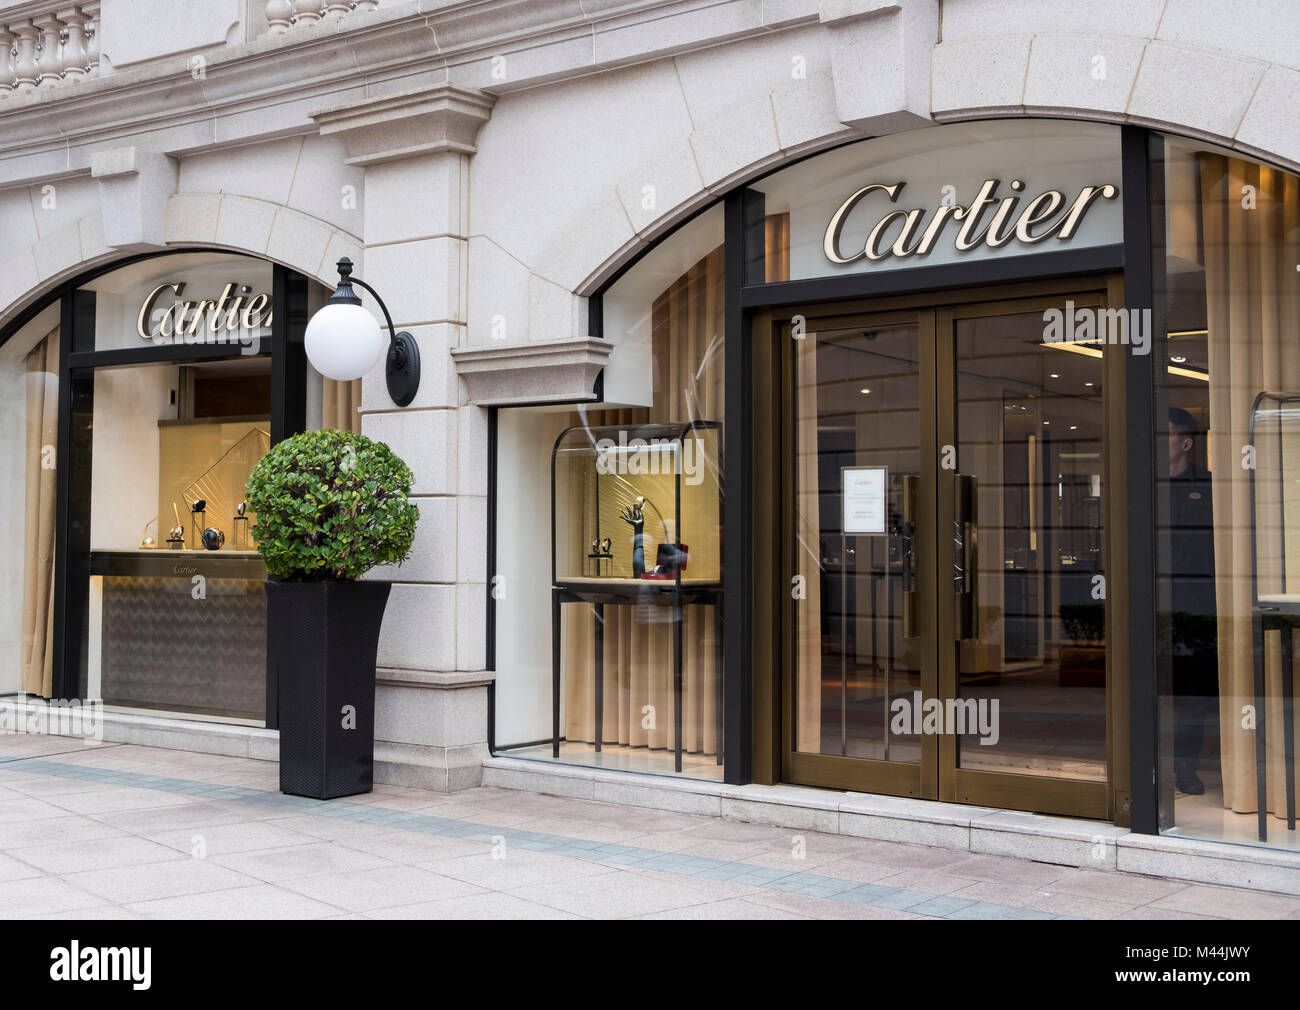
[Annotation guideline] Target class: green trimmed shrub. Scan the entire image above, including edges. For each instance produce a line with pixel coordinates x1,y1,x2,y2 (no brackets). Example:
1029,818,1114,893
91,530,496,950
245,429,419,581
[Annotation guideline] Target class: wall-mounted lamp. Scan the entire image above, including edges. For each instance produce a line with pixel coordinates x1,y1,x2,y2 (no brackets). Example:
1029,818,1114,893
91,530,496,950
305,257,421,407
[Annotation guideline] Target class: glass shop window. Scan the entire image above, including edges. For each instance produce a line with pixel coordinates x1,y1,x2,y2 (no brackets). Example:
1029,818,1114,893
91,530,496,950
494,205,726,778
1156,137,1300,851
88,358,272,721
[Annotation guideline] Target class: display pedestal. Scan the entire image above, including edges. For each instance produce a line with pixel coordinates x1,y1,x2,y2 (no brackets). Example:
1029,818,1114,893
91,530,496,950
1251,598,1299,842
552,578,722,772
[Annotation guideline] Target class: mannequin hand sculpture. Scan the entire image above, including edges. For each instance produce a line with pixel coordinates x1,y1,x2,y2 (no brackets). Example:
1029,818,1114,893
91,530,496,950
619,498,646,579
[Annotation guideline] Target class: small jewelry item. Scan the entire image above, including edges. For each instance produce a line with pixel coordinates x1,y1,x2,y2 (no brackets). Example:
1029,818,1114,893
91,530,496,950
233,501,250,550
201,527,226,551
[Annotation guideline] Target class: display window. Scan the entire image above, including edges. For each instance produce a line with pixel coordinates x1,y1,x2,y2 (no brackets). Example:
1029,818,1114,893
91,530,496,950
0,251,357,725
1156,137,1300,851
494,206,726,777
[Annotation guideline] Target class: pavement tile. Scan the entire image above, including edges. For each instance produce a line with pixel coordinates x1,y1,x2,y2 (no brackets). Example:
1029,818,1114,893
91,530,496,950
635,897,810,919
366,891,583,920
745,889,929,919
1047,868,1189,904
1148,884,1300,920
149,820,323,857
44,788,195,816
9,835,188,875
506,869,725,918
0,796,74,824
419,848,617,889
0,815,126,850
29,905,147,920
65,858,264,904
126,884,347,919
0,876,117,918
281,865,486,913
334,830,488,864
213,841,395,882
0,851,47,882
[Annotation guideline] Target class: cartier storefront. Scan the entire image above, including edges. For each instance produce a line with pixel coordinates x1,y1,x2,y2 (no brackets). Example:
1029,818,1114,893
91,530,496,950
0,250,355,726
491,117,1300,856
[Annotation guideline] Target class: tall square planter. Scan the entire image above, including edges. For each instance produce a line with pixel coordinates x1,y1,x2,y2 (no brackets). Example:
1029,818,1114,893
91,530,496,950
267,579,392,799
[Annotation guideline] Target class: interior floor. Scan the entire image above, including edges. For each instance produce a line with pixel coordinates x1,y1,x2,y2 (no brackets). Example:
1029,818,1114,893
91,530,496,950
502,740,726,781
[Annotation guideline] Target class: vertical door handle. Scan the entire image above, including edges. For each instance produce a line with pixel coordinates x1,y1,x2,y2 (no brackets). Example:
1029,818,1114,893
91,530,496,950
901,473,918,638
955,473,978,640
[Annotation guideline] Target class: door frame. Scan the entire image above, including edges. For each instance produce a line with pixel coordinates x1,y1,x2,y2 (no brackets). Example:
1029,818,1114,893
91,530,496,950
770,275,1127,820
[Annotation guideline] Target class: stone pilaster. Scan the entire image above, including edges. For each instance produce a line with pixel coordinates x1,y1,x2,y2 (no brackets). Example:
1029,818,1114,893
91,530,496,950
311,85,496,791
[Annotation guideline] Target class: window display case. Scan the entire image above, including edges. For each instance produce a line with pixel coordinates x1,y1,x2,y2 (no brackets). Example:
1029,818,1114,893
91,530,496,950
550,421,723,771
552,421,721,586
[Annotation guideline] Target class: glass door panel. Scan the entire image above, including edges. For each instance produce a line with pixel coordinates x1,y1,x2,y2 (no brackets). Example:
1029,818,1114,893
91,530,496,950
791,319,929,776
938,299,1110,817
783,287,1113,817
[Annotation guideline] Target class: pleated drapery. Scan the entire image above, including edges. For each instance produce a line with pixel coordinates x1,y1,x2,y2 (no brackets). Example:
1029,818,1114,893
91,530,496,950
1200,153,1300,818
21,328,59,698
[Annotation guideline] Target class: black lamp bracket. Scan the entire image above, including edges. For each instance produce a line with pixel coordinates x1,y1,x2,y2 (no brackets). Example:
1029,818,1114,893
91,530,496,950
331,257,421,408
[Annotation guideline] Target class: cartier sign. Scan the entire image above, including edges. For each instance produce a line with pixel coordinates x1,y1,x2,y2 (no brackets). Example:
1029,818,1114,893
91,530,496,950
137,282,273,343
823,178,1120,265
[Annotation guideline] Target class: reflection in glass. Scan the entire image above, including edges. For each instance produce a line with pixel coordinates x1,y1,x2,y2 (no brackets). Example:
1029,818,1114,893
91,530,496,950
1158,139,1300,850
954,312,1107,781
794,323,922,762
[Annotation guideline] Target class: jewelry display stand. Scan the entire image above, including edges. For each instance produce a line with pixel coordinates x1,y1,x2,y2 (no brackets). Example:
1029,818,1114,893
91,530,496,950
551,421,723,772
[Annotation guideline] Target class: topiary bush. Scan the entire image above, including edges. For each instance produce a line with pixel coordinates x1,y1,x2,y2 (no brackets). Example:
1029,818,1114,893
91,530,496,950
244,429,419,581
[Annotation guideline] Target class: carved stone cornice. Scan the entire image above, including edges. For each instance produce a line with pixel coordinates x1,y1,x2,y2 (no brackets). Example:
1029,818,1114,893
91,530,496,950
311,85,495,166
0,0,819,188
451,337,612,406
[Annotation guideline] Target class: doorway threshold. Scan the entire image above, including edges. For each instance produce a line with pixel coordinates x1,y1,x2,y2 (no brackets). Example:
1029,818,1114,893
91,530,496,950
482,756,1300,897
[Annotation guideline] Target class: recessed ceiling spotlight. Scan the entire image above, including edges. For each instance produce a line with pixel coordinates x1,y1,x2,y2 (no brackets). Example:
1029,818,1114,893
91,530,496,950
859,387,871,395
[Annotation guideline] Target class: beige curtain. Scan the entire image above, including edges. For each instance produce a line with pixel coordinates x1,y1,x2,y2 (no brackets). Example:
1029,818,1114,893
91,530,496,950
21,329,59,698
322,378,361,433
564,248,724,755
1201,154,1300,817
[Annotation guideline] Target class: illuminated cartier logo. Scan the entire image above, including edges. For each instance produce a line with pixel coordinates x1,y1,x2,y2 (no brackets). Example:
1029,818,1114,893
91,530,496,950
136,282,273,341
823,178,1120,265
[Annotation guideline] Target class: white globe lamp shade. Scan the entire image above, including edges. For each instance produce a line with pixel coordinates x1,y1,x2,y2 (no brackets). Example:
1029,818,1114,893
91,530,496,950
305,302,384,382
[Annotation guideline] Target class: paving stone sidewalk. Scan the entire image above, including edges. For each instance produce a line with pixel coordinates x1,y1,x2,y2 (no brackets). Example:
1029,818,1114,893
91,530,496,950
0,735,1296,920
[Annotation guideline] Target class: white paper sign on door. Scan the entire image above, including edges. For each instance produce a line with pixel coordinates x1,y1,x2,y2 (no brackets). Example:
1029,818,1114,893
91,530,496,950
842,466,887,535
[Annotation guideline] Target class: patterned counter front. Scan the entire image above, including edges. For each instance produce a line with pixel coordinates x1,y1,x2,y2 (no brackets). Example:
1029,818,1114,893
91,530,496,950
90,551,267,721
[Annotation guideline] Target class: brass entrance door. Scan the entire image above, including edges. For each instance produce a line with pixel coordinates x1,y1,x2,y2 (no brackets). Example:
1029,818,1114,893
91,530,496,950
781,284,1116,818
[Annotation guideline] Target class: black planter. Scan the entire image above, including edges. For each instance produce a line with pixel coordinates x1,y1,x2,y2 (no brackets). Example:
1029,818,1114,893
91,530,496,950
267,579,391,799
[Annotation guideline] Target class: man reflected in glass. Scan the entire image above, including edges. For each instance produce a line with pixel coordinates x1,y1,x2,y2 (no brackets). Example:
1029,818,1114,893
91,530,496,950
1168,407,1218,796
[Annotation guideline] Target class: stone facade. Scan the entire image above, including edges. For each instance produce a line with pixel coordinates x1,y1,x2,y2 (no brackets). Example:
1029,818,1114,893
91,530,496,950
3,0,1299,789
